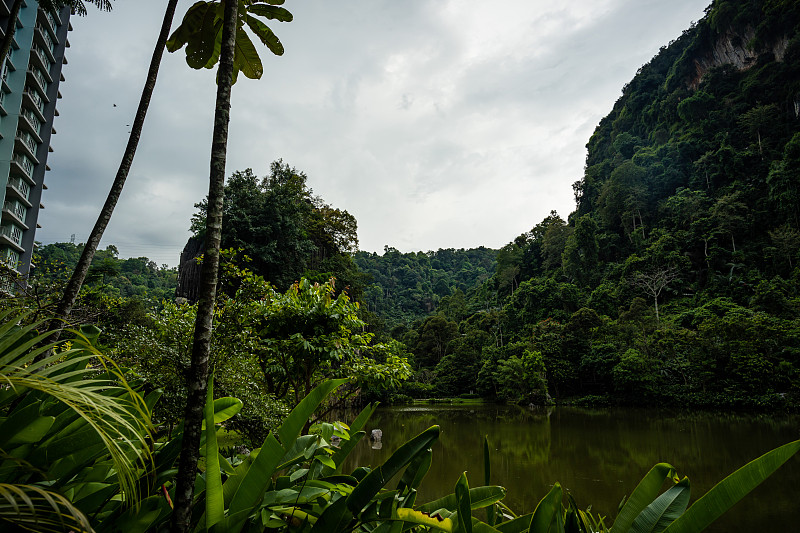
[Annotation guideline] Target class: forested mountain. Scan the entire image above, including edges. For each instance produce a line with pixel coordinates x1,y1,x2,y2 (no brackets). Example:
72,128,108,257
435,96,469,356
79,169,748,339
354,246,497,328
32,242,177,303
384,0,800,408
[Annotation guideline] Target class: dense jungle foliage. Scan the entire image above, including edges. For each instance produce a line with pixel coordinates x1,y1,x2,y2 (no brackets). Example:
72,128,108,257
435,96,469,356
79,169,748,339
364,0,800,409
18,0,800,416
7,1,800,531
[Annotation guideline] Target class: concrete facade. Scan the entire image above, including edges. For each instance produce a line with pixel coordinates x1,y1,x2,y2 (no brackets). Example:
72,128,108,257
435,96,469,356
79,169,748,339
0,0,70,280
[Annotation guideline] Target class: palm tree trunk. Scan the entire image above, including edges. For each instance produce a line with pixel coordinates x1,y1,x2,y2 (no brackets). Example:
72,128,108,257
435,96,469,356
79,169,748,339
45,0,179,339
0,0,23,69
170,0,238,530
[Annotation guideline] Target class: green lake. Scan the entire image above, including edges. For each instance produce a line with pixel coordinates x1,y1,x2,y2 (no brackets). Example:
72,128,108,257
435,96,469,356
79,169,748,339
340,404,799,532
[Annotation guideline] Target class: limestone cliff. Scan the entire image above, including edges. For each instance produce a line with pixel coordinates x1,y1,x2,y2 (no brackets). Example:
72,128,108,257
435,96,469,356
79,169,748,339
690,27,788,89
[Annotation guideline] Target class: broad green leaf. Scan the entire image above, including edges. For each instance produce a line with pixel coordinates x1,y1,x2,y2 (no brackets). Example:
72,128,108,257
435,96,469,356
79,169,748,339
613,463,677,533
630,477,690,533
103,493,167,533
248,4,293,22
205,377,224,529
289,468,309,482
166,0,209,51
663,439,800,533
233,27,263,80
226,434,285,523
496,513,533,533
278,379,348,451
73,484,119,517
186,2,220,69
30,424,104,467
316,455,336,470
396,507,455,531
201,396,243,428
528,483,562,533
350,403,378,434
485,436,496,526
278,435,319,470
455,472,473,533
243,14,284,55
328,430,367,475
419,486,507,514
346,425,440,514
397,446,432,497
0,405,54,447
319,422,335,443
567,495,595,533
470,517,504,533
326,406,374,474
310,496,352,532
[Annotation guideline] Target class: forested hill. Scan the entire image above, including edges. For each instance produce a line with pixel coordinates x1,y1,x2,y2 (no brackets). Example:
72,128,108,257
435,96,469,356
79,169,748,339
354,247,497,328
574,0,800,273
386,0,800,409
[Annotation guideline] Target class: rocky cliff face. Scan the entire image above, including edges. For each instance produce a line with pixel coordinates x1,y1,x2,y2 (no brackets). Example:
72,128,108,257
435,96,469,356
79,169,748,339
690,28,788,89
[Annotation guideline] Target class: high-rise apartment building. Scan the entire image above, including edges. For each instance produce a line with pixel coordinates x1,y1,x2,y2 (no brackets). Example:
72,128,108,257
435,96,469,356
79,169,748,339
0,0,70,279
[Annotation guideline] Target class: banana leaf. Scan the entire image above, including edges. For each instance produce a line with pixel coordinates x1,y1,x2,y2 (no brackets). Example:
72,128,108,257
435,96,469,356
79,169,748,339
612,463,677,533
485,436,496,526
662,439,800,533
224,379,348,529
204,377,224,529
419,486,507,514
629,477,690,533
455,472,473,533
346,425,441,514
528,483,563,533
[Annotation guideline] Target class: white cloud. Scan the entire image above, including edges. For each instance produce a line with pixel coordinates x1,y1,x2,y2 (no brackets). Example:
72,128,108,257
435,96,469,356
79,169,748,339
36,0,710,266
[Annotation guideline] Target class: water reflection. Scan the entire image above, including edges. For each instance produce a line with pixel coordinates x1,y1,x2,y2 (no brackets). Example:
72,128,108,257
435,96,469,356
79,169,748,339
338,404,800,533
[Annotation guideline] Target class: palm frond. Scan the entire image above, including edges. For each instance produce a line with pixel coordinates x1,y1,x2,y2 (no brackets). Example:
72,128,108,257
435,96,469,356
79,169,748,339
37,0,114,17
0,314,154,508
0,483,93,532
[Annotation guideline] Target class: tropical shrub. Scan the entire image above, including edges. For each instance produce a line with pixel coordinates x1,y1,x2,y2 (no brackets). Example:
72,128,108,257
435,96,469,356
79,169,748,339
0,310,155,531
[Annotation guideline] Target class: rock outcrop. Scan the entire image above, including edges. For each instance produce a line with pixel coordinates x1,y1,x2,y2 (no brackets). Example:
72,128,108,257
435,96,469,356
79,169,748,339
175,235,204,303
690,28,788,89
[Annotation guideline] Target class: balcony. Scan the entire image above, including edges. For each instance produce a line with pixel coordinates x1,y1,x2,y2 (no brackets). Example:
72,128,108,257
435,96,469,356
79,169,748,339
6,177,32,206
0,225,25,252
10,154,36,186
28,46,51,74
17,111,43,142
15,133,40,163
38,9,56,35
3,201,28,228
22,90,47,123
0,247,21,275
36,14,58,41
34,27,57,58
26,70,48,99
1,57,13,94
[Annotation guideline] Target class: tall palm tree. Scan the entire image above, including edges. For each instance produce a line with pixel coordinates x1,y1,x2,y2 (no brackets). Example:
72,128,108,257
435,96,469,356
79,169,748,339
46,0,179,341
0,0,112,70
164,1,293,529
168,1,238,525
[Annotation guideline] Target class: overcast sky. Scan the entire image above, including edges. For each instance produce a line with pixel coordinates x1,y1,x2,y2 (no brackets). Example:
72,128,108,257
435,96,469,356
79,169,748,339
36,0,710,266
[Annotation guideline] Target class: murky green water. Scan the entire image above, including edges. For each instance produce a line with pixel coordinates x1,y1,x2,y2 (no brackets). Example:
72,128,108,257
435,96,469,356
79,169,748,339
340,404,800,532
